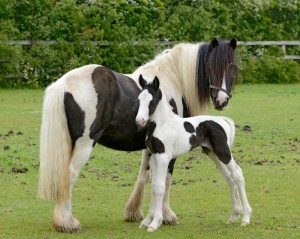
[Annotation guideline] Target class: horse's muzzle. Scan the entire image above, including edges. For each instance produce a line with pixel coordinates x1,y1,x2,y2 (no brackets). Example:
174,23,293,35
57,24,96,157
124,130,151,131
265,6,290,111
136,118,146,127
214,98,228,111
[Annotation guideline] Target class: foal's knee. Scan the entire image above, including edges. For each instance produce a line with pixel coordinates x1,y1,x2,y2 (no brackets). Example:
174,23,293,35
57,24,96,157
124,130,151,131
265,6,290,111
229,164,245,185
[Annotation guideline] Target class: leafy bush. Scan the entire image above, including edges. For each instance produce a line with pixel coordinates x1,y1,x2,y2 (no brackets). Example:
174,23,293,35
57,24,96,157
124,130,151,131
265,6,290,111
239,57,300,84
0,0,299,87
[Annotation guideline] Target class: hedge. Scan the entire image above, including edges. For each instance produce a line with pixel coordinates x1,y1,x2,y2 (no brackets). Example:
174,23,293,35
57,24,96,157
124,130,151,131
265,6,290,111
0,0,299,87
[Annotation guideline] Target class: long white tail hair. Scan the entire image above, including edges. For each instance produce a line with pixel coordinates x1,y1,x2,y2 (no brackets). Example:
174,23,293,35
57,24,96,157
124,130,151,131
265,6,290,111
39,78,71,201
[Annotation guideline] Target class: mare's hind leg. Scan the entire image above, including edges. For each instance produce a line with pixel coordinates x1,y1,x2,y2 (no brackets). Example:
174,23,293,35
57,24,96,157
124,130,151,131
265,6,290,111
124,149,151,222
54,137,94,232
204,149,243,224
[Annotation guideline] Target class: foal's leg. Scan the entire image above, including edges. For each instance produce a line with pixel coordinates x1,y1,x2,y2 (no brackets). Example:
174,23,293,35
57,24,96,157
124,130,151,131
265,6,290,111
53,137,94,232
204,150,243,224
162,158,178,225
226,158,252,225
124,149,151,222
140,154,169,232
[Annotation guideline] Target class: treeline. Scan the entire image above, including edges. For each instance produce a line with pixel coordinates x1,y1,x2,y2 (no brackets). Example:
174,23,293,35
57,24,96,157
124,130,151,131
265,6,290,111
0,0,299,88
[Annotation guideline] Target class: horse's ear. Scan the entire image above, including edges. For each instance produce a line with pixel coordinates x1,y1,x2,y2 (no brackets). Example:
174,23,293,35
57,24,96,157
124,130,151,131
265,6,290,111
210,38,219,49
153,76,160,91
229,38,237,50
139,74,146,88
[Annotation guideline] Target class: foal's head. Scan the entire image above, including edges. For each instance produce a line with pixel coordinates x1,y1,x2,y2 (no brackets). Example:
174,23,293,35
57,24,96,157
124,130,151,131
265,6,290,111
136,75,162,127
206,38,238,110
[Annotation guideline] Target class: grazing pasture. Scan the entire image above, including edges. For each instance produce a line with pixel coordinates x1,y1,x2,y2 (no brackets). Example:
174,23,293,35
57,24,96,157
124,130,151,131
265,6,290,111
0,84,300,238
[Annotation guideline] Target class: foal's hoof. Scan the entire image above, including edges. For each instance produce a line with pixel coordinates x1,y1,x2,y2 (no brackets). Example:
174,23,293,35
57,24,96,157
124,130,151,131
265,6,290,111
139,224,147,229
241,221,250,226
147,227,156,232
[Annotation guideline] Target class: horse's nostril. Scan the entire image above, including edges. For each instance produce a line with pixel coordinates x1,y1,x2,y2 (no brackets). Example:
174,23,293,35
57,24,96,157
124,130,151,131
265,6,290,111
222,100,228,107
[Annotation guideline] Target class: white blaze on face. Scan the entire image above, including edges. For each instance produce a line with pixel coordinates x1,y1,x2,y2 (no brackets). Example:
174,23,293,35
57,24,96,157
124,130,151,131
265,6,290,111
136,90,153,126
216,75,228,106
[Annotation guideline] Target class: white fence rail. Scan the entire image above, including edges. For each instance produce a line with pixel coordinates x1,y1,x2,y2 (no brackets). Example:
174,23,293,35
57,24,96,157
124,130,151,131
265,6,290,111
2,40,300,60
237,40,300,60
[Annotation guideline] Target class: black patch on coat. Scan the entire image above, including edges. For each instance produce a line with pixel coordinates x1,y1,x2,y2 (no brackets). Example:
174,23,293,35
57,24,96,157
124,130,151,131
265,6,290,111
182,97,191,117
189,135,199,150
64,92,85,148
146,121,165,154
169,98,178,114
196,120,231,164
90,66,147,151
148,89,162,116
168,158,177,175
184,121,195,133
90,67,118,143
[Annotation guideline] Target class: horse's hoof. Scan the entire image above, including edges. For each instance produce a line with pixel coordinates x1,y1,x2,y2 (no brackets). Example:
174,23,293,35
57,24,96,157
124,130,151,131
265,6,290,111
226,218,237,224
162,210,178,225
241,221,250,226
53,217,81,233
124,209,144,222
54,223,81,233
139,224,147,229
147,227,156,232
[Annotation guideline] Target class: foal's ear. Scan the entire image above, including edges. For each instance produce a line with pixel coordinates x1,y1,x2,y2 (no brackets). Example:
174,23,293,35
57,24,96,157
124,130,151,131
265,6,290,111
229,38,237,50
210,37,219,49
139,74,146,88
153,76,160,91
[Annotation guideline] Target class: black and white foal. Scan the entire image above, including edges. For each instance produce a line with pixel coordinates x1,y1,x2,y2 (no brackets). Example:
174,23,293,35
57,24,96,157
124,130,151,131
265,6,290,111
136,75,252,232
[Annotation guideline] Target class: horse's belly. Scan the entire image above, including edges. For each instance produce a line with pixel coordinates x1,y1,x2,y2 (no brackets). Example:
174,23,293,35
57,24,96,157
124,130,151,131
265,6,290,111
98,130,147,151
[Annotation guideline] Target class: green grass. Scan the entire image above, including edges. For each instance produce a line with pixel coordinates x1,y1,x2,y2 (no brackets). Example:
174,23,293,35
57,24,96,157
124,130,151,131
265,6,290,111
0,85,300,239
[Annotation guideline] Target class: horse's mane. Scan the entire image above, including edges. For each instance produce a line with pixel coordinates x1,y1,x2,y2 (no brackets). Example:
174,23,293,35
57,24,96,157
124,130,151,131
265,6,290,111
133,40,236,117
134,43,205,116
196,43,210,113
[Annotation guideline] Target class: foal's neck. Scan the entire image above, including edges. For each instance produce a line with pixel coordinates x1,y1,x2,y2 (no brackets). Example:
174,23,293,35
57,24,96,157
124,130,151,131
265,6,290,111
150,94,176,124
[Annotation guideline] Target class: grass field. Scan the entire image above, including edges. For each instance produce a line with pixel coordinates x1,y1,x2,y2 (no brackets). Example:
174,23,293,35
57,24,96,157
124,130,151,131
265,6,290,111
0,85,300,239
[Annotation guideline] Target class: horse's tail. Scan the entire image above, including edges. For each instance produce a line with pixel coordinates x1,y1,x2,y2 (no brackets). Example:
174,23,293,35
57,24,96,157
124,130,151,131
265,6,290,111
223,117,235,148
39,78,72,201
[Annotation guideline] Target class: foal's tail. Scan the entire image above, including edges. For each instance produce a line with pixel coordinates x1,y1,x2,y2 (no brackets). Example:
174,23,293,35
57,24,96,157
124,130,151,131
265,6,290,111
39,78,72,201
223,117,236,148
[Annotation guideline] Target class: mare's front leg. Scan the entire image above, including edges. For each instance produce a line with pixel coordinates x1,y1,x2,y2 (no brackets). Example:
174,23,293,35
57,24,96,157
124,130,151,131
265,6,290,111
124,149,151,222
54,137,94,232
140,153,170,232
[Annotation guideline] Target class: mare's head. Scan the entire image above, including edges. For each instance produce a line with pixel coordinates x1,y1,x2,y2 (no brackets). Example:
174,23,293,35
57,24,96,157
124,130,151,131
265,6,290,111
206,38,238,110
136,75,162,127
